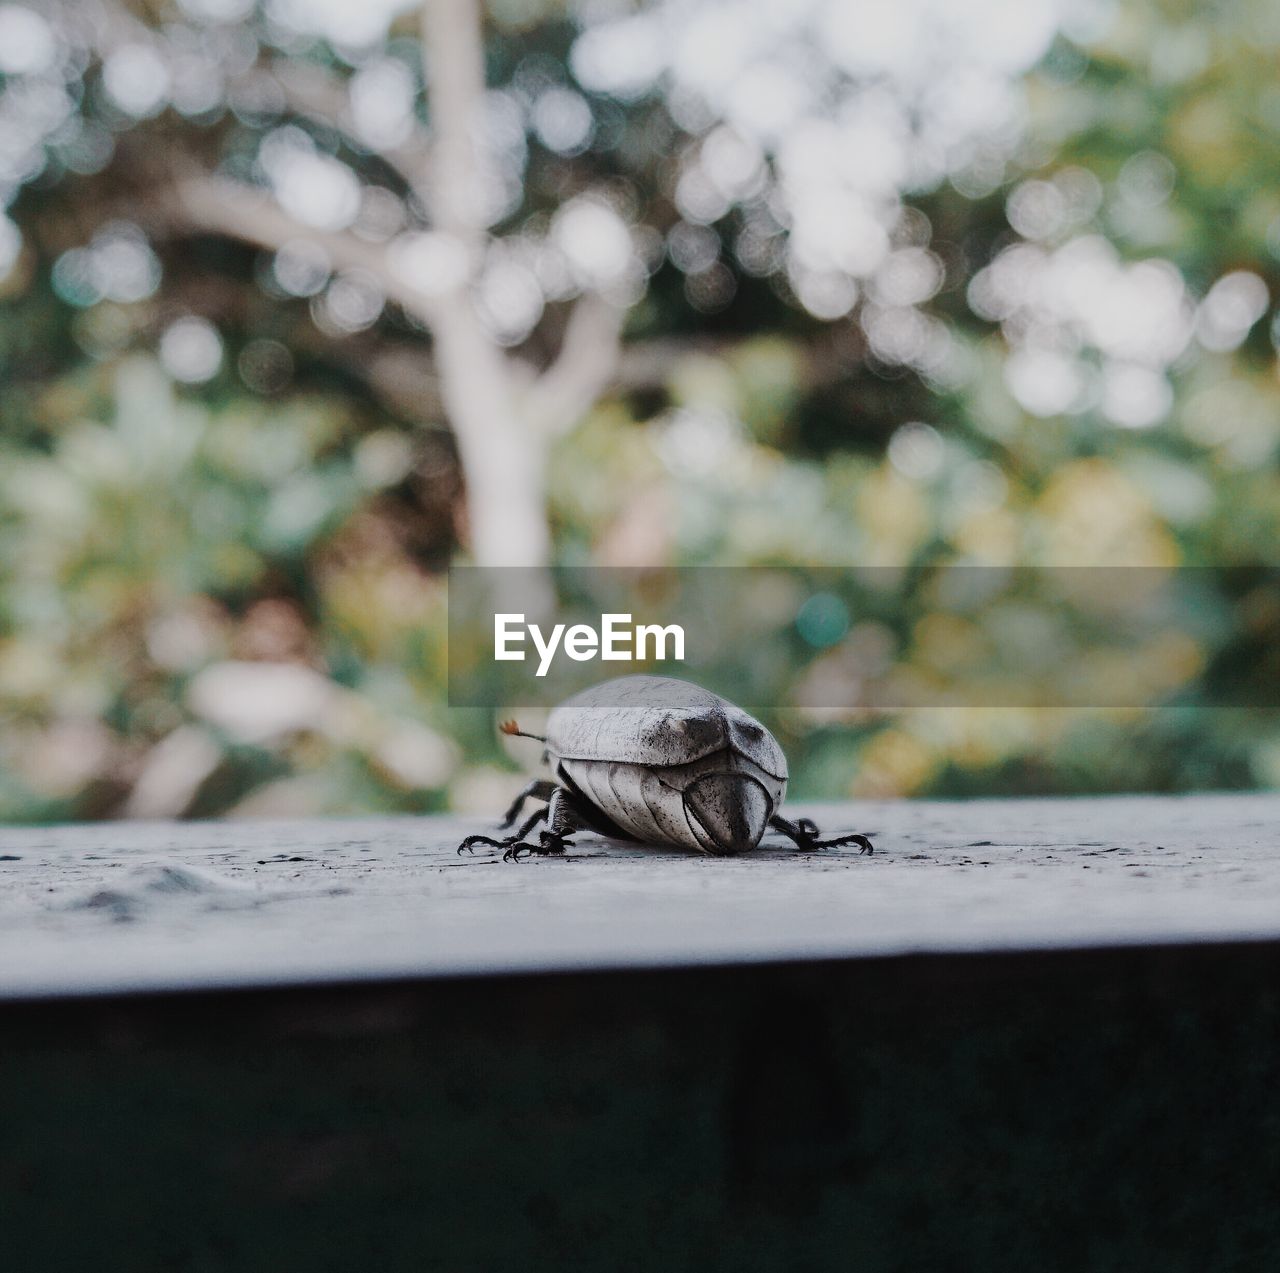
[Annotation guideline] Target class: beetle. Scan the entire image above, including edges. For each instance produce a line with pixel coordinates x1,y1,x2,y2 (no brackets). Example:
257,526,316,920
458,675,874,861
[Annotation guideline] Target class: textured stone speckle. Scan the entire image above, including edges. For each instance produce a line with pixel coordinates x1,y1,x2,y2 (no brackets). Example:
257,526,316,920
0,793,1276,998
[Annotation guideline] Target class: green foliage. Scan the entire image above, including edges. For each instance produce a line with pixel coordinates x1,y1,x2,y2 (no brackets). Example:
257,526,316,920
1,0,1278,819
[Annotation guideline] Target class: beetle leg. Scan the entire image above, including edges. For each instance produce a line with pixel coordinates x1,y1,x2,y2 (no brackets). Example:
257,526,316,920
500,779,558,828
770,814,874,855
502,829,570,862
457,806,548,856
501,788,595,862
457,787,598,861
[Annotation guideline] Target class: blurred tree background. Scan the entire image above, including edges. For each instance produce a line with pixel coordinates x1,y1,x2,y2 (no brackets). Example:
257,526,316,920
1,0,1278,823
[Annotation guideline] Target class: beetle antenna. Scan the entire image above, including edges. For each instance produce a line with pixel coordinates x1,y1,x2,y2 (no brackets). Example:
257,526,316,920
500,719,547,743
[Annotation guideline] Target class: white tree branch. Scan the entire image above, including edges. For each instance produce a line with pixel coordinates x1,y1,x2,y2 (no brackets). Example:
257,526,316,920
268,60,433,207
525,293,628,436
85,0,157,51
419,0,491,247
161,175,449,329
161,166,549,565
413,0,558,566
95,0,631,569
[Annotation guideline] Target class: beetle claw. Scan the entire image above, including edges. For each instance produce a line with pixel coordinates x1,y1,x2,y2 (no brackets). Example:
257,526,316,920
457,829,571,861
457,835,502,856
771,814,874,855
803,831,874,854
501,831,571,862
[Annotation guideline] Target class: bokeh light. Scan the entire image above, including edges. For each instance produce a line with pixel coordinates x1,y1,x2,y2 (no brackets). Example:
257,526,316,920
0,0,1277,824
160,317,224,384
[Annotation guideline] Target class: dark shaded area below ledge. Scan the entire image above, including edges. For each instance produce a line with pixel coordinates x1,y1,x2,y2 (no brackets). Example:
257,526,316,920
2,941,1279,1272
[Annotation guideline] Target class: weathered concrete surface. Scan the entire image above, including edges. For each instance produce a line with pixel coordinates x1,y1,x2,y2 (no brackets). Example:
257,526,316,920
0,793,1276,999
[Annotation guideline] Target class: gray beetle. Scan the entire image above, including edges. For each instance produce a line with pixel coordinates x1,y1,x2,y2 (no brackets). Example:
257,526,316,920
458,675,874,861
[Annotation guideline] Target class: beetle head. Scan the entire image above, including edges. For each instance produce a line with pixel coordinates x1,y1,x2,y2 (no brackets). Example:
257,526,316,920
682,771,772,856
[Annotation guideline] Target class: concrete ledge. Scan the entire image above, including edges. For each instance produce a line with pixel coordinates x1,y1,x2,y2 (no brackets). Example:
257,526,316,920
2,944,1279,1271
1,793,1277,999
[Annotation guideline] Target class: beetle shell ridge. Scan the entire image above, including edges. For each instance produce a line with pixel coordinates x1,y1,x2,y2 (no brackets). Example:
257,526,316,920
547,675,786,772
